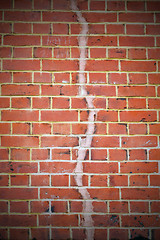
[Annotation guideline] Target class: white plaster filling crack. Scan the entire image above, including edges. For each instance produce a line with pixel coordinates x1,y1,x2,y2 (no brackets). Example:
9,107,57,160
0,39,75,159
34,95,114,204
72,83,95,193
71,0,96,239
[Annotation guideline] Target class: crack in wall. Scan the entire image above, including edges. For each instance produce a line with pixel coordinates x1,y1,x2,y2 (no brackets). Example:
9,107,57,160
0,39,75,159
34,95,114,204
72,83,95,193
70,0,96,239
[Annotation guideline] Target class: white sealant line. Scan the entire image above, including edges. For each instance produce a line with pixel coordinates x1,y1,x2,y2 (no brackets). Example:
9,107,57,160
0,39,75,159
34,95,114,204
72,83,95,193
70,0,96,239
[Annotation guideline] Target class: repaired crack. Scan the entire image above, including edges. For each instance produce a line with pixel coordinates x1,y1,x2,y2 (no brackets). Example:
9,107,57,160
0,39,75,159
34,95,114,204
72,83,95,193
70,0,96,239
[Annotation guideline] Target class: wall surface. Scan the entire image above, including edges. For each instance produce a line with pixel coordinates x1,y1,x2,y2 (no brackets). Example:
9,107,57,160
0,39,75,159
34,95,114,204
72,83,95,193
0,0,160,239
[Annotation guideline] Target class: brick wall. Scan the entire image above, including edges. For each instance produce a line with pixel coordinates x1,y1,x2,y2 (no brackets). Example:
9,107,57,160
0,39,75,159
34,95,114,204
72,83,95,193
0,0,160,239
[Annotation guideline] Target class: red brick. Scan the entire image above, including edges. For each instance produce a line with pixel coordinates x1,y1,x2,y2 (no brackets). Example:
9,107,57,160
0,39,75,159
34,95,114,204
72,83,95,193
108,98,126,109
107,24,125,34
51,175,69,186
130,175,148,186
42,36,77,46
91,149,107,161
13,72,32,83
88,36,117,46
0,162,38,174
0,22,12,33
10,229,29,240
4,35,40,46
90,48,106,58
110,229,128,240
90,1,105,10
121,136,157,148
110,175,128,186
32,149,50,161
0,215,37,227
2,84,39,96
53,23,69,34
129,123,147,135
126,24,144,35
129,73,147,84
121,60,156,72
109,201,128,213
34,47,52,58
12,123,30,134
52,97,70,109
13,47,32,58
84,162,118,174
91,175,108,187
11,97,31,108
39,214,78,226
149,149,160,160
128,48,146,60
3,60,40,71
0,0,12,9
120,36,154,47
148,99,160,109
149,124,160,135
109,123,127,135
89,188,119,200
151,201,160,213
120,110,156,122
0,188,38,200
0,149,9,160
121,188,159,200
31,175,50,186
0,123,10,134
34,72,52,83
93,215,119,227
0,47,12,58
54,72,70,83
53,123,70,135
86,85,116,97
129,149,147,161
108,48,126,59
14,23,31,33
118,86,155,97
148,49,160,60
89,24,105,34
92,136,119,147
0,175,9,186
122,215,160,227
14,0,32,9
11,148,30,160
93,202,108,213
109,149,127,161
152,229,160,240
130,201,149,213
33,23,51,34
84,12,117,23
146,25,160,35
0,201,8,212
41,110,78,122
147,1,160,11
31,228,50,240
0,72,12,83
97,110,118,122
119,13,154,23
128,98,146,109
11,175,29,186
2,110,39,121
0,97,10,108
34,0,51,9
40,188,81,199
127,1,145,11
33,97,50,109
130,229,149,240
42,60,78,71
5,11,41,21
40,162,75,173
32,123,51,134
1,136,39,147
107,1,125,11
150,175,160,186
52,149,70,160
54,48,70,58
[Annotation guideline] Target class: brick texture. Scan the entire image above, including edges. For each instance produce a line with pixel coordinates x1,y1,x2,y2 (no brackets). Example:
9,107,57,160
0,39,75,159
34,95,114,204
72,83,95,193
0,0,160,240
